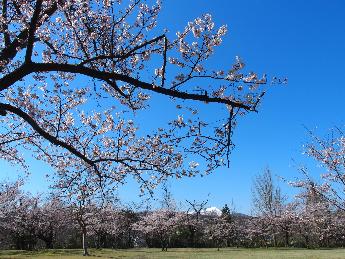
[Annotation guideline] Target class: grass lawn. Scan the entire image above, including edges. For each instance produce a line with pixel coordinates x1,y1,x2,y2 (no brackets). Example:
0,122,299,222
0,248,345,259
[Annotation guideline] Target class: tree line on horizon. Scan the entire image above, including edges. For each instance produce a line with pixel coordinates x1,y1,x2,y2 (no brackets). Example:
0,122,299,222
1,166,345,254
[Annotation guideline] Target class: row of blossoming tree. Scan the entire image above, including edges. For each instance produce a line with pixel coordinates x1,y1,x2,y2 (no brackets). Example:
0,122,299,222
2,133,345,254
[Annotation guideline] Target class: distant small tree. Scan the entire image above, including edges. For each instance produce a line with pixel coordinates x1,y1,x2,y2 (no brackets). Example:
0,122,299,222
221,204,232,222
160,183,176,211
252,168,285,217
251,168,286,246
221,203,237,246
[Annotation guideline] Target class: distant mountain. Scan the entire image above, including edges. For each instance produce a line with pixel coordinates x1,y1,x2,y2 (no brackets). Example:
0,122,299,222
201,206,222,216
232,212,251,218
188,206,251,218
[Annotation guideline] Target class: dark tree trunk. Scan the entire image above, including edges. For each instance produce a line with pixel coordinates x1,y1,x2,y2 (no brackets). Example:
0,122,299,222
161,237,168,251
273,233,277,247
188,226,195,247
82,229,89,256
284,230,289,247
38,233,54,249
45,239,53,249
305,235,309,248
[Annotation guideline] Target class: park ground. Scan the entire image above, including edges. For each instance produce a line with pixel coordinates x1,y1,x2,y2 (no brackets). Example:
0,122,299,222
1,248,345,259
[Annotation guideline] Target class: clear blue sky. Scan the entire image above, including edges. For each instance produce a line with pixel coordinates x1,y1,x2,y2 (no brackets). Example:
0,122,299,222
1,0,345,213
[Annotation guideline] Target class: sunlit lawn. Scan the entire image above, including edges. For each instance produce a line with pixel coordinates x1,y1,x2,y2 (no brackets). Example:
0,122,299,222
1,248,345,259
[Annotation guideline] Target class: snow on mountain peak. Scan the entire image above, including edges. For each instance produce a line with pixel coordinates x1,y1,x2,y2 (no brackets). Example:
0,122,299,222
202,206,222,216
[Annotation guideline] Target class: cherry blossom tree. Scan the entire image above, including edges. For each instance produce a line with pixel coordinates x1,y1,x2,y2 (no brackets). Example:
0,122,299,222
108,208,139,248
0,180,40,249
63,185,102,256
132,209,185,251
88,204,116,249
203,216,233,250
34,197,69,248
245,215,272,247
292,180,338,248
273,203,298,247
88,204,139,249
0,180,24,247
302,129,345,211
284,128,345,248
0,0,278,195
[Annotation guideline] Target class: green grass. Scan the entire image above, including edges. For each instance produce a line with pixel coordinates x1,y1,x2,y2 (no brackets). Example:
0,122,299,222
0,248,345,259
